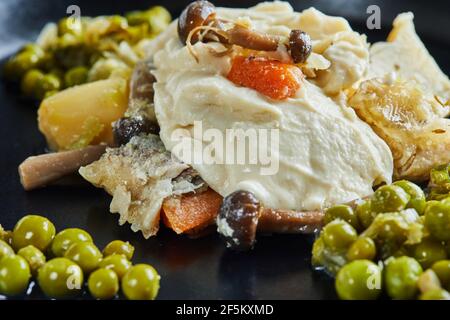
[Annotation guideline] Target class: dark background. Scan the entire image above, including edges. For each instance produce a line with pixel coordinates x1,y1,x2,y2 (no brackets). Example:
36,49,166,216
0,0,449,299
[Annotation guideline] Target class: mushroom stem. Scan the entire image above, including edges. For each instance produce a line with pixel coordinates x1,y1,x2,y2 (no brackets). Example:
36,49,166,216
18,144,106,191
256,196,368,235
258,208,324,234
226,25,281,52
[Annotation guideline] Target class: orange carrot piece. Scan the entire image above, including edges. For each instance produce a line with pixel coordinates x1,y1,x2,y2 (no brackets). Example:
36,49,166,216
227,55,303,100
162,188,223,234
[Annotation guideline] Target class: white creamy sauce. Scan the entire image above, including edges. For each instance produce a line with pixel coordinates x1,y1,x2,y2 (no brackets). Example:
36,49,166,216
152,2,393,211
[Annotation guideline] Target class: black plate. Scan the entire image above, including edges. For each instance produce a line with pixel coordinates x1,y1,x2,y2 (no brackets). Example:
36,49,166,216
1,0,449,300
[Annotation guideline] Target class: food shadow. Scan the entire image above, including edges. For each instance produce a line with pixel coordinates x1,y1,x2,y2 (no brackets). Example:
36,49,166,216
218,233,336,299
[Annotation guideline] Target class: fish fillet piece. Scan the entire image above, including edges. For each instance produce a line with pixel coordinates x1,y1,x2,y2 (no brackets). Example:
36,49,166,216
349,77,450,182
79,134,189,238
369,12,450,106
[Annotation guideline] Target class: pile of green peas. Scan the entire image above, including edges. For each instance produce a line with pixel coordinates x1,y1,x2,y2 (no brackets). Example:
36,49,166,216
0,215,160,300
313,177,450,300
3,6,171,101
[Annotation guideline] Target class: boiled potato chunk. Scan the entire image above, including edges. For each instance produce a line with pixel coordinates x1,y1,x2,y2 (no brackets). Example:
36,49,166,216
38,78,128,150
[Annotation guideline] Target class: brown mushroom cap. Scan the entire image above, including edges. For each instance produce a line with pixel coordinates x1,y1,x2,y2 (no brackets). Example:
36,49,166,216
178,0,217,44
113,117,159,146
289,29,312,64
217,190,261,251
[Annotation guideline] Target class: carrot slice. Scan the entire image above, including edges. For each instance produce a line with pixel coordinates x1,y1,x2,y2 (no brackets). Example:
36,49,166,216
227,55,303,100
162,188,223,234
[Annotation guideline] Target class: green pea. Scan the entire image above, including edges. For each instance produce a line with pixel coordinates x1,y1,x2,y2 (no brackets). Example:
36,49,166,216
103,240,135,260
347,237,376,261
122,264,160,300
432,260,450,290
12,215,56,252
0,255,31,296
335,260,382,300
372,185,410,213
322,220,358,251
18,49,43,65
355,200,377,229
107,15,128,31
324,205,360,230
20,43,45,58
126,11,150,26
384,256,422,299
88,58,127,82
21,69,45,97
393,180,426,215
98,254,132,279
35,74,61,100
37,258,83,298
39,52,56,72
64,66,88,87
0,239,14,260
17,245,46,276
126,6,171,33
126,25,148,42
4,51,43,81
51,228,93,257
88,268,119,300
64,242,102,274
419,289,450,300
414,239,447,269
56,33,81,51
424,201,450,241
375,219,406,241
58,17,82,36
311,237,325,266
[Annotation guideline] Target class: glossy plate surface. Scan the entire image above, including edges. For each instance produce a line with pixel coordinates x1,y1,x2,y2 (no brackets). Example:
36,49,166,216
0,0,449,299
